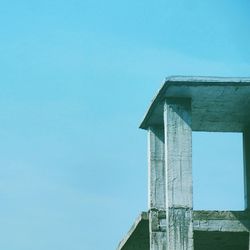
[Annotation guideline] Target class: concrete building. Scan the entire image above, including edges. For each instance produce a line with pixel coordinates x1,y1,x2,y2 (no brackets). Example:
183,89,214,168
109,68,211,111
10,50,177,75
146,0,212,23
117,76,250,250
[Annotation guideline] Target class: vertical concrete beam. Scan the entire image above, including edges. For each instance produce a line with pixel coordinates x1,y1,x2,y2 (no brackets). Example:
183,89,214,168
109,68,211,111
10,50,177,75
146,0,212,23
164,98,193,250
148,127,166,209
243,129,250,210
148,127,167,250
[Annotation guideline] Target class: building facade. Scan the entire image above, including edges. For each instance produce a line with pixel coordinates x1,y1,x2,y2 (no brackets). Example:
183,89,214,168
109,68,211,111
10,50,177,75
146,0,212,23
117,76,250,250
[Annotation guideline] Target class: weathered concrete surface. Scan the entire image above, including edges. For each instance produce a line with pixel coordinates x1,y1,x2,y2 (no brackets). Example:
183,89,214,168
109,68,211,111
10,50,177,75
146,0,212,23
164,99,193,207
140,76,250,132
148,127,165,210
149,209,167,250
118,77,250,250
164,99,193,250
148,127,167,249
193,210,250,232
117,211,250,250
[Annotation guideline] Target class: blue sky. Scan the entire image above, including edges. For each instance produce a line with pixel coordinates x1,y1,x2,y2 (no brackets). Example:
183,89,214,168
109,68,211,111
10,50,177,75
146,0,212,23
0,0,250,249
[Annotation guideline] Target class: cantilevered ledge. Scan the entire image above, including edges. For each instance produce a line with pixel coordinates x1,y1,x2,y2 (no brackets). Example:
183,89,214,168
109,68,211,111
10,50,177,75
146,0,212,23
140,76,250,132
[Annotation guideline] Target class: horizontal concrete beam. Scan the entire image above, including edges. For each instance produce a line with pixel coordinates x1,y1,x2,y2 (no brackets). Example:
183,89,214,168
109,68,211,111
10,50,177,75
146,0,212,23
193,210,250,232
117,210,250,250
193,219,249,232
193,210,250,220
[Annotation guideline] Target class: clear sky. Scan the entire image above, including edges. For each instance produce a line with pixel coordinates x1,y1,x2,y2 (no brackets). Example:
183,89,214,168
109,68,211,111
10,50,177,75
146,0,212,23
0,0,250,249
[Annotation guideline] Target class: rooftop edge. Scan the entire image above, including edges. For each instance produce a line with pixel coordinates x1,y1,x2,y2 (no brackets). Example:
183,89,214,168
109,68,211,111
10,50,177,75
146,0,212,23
139,76,250,130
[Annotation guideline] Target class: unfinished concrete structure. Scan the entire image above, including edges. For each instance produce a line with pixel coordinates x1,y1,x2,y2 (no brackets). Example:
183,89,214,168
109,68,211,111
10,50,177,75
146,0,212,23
117,76,250,250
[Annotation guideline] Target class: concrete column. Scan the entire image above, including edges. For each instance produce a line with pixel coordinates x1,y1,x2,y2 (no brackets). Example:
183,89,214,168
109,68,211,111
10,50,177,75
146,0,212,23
243,129,250,210
164,98,193,250
148,126,167,250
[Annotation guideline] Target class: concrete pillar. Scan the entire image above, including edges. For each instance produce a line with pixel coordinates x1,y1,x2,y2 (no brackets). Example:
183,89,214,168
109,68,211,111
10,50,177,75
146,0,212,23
148,126,167,250
243,129,250,210
164,98,193,250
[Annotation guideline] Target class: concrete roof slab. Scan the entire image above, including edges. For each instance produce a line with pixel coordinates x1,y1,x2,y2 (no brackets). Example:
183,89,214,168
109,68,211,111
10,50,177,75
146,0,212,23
140,76,250,132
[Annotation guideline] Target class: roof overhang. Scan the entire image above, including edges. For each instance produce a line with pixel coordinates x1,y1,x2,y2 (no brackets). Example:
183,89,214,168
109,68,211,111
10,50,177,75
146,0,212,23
139,76,250,132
